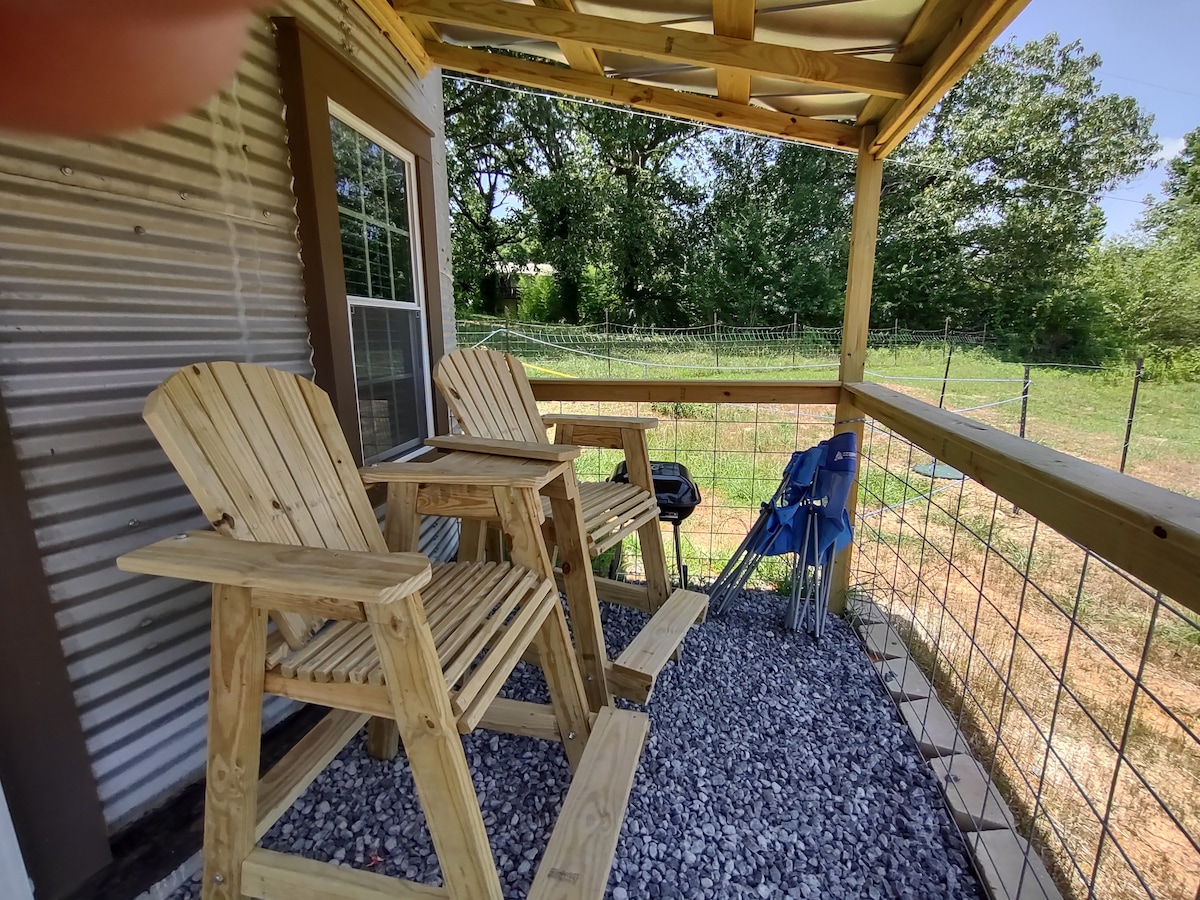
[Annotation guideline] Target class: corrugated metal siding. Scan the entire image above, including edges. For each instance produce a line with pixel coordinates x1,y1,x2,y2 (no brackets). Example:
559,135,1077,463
0,6,456,831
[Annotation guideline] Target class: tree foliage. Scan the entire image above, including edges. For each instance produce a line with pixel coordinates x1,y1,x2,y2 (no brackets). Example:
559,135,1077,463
444,35,1160,361
1083,125,1200,378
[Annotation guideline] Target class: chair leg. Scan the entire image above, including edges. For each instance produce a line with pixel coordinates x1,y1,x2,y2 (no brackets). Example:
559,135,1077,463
545,473,613,714
201,585,266,900
532,601,593,771
366,592,503,900
372,481,422,761
365,718,399,760
457,519,487,563
621,428,672,611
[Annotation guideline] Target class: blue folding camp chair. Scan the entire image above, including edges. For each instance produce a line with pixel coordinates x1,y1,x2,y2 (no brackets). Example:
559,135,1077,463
709,432,858,636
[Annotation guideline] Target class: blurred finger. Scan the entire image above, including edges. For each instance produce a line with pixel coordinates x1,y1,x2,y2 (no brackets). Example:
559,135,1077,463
0,5,258,135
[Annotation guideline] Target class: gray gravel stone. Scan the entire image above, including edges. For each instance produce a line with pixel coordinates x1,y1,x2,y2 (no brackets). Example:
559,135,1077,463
168,588,980,899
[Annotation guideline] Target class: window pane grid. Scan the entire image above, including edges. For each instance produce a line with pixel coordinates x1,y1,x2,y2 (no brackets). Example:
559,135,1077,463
332,112,427,462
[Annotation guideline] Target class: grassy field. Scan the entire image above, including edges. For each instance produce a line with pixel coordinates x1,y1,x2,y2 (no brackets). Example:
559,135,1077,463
474,333,1200,898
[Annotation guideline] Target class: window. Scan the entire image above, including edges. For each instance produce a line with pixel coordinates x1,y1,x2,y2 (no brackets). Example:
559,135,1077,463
329,106,432,461
275,18,449,466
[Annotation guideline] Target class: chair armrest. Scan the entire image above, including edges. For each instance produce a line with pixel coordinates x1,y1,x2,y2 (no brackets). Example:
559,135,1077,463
425,434,581,462
542,414,658,430
362,455,568,489
117,531,431,603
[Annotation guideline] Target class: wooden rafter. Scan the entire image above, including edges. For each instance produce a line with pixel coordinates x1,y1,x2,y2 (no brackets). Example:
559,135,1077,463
712,0,755,105
397,0,921,99
429,42,861,150
532,0,604,75
354,0,433,75
857,0,964,127
869,0,1032,157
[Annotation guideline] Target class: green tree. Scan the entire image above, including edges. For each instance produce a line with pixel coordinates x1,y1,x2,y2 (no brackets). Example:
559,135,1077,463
1086,125,1200,376
444,78,527,314
877,34,1157,357
690,134,852,327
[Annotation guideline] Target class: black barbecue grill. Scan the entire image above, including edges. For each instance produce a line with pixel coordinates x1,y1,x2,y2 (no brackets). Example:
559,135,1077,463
608,461,702,589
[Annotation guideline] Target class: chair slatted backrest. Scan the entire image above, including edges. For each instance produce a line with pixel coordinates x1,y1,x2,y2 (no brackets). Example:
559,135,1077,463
144,361,388,648
433,348,547,444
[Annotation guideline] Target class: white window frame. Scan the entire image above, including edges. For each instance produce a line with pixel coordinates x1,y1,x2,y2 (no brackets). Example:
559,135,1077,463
329,99,435,463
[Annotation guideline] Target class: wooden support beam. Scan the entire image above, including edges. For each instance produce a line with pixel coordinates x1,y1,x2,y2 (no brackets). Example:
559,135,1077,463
430,44,859,150
831,126,884,613
242,848,448,898
857,0,965,126
845,381,1200,615
256,711,368,841
529,378,843,404
712,0,755,104
870,0,1031,157
352,0,434,76
533,0,604,74
403,0,920,99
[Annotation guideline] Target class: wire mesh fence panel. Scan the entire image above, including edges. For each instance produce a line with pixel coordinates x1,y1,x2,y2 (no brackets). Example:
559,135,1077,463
851,418,1200,900
535,397,836,588
458,320,1002,379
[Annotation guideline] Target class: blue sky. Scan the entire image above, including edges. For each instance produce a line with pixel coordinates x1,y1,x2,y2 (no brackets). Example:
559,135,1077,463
1006,0,1200,236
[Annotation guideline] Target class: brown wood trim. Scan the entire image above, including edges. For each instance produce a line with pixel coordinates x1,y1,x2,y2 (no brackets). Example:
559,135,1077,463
274,17,450,462
0,389,111,899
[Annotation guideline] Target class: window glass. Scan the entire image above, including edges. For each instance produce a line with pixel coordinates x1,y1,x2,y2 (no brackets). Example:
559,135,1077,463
331,111,429,461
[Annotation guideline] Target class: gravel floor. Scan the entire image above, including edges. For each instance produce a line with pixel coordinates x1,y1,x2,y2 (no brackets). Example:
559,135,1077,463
171,589,981,899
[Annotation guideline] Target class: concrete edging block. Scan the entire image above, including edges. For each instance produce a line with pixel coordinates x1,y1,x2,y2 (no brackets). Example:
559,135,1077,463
898,698,970,758
929,754,1014,832
967,829,1061,900
873,657,932,702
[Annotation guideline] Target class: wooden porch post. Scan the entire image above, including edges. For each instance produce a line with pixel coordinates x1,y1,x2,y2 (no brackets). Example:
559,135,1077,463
830,126,883,614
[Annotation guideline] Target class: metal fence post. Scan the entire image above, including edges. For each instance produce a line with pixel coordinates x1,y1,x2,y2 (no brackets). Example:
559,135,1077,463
1119,357,1144,474
938,344,954,409
1014,364,1032,513
504,309,511,355
605,310,611,377
714,313,720,370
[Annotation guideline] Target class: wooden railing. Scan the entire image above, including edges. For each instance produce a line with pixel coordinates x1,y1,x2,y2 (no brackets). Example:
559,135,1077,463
530,377,1200,614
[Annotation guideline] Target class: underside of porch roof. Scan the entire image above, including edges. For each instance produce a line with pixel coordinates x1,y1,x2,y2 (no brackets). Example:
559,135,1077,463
354,0,1031,156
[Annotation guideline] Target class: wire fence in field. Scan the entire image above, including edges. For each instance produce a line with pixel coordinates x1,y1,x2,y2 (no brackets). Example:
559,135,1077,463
851,420,1200,900
463,320,1189,502
459,318,994,372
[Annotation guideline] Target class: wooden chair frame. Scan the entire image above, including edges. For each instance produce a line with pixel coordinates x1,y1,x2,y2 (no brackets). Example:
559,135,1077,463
116,362,650,900
431,349,708,706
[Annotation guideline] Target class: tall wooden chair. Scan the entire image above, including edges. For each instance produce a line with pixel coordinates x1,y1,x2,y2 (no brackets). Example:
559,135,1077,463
115,362,648,900
431,348,708,704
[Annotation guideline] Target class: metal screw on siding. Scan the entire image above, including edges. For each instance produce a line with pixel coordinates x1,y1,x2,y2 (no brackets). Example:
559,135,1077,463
262,210,271,218
566,731,576,740
212,874,224,885
61,166,73,175
174,533,188,540
180,191,189,200
133,225,146,235
128,518,140,527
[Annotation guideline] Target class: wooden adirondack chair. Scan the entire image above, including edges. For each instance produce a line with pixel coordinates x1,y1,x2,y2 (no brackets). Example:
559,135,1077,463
430,347,708,705
115,361,649,900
